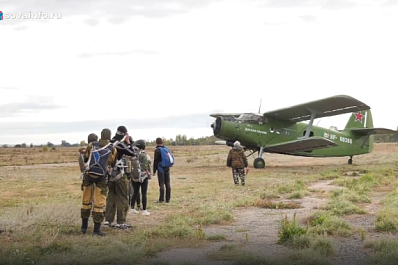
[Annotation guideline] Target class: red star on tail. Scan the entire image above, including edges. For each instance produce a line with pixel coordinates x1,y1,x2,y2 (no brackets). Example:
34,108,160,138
354,111,363,123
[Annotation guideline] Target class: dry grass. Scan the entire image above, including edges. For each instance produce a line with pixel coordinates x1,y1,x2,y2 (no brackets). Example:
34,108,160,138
1,143,398,265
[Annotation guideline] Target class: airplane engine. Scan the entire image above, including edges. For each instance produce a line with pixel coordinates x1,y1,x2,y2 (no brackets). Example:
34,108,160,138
211,117,222,136
210,116,237,144
210,117,223,137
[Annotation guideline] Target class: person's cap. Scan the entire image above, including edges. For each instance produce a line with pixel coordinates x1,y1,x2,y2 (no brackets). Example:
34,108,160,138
234,141,241,147
117,126,127,134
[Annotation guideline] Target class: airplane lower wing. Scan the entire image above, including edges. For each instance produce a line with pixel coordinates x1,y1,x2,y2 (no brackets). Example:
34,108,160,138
263,136,338,154
214,140,247,148
350,128,398,136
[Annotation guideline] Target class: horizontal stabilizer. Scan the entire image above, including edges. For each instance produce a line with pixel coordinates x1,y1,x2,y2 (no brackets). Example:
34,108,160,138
350,128,398,136
263,136,337,154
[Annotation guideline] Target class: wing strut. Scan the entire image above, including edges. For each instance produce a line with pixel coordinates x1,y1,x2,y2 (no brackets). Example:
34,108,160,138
299,108,322,139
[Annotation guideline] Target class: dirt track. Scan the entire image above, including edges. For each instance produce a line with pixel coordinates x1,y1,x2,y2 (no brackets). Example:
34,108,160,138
143,181,376,265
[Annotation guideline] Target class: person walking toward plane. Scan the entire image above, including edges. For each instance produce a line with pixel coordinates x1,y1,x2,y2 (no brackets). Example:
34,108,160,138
227,141,248,186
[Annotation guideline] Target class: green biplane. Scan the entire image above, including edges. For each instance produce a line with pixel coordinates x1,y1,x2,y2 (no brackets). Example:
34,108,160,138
210,95,397,169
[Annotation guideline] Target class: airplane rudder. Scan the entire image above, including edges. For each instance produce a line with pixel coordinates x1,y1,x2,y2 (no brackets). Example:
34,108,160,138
365,109,374,129
366,109,374,153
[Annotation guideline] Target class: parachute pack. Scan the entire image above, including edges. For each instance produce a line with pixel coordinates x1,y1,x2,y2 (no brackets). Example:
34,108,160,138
84,141,115,178
158,146,174,173
109,158,127,182
131,151,151,183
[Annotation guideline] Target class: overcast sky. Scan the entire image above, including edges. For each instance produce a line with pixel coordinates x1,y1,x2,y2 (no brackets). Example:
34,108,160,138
1,0,397,145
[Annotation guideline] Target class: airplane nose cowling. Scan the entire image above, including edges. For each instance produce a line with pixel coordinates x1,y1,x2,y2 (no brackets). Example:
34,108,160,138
212,117,222,137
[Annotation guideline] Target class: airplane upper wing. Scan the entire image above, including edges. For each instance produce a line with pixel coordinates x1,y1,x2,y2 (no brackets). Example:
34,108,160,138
350,128,398,136
263,136,338,154
209,113,243,118
263,95,370,122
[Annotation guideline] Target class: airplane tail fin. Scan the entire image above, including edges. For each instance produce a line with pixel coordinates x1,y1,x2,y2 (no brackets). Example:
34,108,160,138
344,109,373,130
344,109,374,152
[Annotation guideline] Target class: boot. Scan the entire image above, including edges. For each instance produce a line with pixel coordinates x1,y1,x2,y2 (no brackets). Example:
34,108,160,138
81,218,88,234
93,222,105,237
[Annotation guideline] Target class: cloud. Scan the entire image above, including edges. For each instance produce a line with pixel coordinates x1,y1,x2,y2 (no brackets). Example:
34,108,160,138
381,0,398,6
256,0,323,8
0,113,215,136
2,0,361,28
0,86,20,90
255,0,359,9
83,18,100,27
2,0,221,26
13,26,28,31
299,15,317,23
321,0,359,10
0,97,64,118
77,49,158,58
264,21,290,26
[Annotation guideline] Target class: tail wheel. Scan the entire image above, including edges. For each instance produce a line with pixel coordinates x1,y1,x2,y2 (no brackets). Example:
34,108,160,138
253,158,265,169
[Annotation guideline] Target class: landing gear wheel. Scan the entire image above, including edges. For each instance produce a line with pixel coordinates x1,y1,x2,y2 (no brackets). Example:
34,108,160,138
348,157,353,165
253,158,265,169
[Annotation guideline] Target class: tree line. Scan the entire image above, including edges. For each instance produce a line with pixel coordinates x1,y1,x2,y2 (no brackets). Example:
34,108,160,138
374,134,398,143
2,135,222,148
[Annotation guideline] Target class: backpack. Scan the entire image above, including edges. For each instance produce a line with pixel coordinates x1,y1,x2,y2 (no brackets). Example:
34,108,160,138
109,157,127,182
131,151,151,183
85,141,115,178
158,146,174,173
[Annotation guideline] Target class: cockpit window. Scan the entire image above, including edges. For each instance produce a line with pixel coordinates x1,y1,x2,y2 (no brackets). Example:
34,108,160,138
237,113,267,123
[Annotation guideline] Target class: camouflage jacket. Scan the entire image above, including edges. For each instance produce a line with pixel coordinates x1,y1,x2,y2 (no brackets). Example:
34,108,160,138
227,146,248,169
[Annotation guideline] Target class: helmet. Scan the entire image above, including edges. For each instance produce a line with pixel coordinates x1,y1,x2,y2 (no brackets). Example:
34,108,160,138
87,133,98,143
101,128,112,140
135,139,146,150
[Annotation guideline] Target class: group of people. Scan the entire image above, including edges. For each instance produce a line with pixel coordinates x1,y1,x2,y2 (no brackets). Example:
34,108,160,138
78,126,248,236
79,125,172,236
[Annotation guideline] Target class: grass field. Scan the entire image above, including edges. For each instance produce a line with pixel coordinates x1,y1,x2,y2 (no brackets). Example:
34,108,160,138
1,143,398,265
